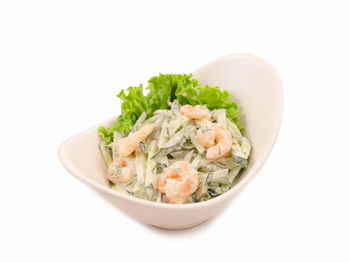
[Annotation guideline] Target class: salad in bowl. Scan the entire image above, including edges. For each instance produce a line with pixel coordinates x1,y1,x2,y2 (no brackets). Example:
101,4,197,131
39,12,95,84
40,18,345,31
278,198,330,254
99,74,251,204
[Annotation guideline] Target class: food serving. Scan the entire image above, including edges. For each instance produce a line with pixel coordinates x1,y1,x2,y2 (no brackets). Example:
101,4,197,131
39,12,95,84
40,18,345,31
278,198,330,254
98,74,251,204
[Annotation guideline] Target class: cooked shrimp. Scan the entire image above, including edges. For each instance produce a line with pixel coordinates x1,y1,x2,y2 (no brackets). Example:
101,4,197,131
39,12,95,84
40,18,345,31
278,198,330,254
206,124,232,161
180,105,211,120
106,157,135,184
157,161,198,202
195,128,215,148
161,194,187,204
116,123,154,157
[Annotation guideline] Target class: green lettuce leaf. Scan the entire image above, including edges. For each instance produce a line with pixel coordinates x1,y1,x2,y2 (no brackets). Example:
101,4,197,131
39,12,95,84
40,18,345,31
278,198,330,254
99,73,243,144
175,84,242,132
98,84,147,145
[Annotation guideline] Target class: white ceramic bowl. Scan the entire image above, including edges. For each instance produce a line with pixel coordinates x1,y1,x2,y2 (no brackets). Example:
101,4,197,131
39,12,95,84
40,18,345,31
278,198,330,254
58,54,283,229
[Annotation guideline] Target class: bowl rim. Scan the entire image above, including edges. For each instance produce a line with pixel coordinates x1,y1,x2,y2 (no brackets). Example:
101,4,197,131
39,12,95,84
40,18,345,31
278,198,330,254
58,53,283,210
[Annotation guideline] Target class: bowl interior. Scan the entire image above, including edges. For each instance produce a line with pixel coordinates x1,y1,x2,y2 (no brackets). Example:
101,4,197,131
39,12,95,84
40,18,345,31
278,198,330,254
59,54,282,202
192,54,283,186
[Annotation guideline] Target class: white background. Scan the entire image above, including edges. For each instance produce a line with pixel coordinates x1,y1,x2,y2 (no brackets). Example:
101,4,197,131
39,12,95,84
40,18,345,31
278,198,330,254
1,0,349,262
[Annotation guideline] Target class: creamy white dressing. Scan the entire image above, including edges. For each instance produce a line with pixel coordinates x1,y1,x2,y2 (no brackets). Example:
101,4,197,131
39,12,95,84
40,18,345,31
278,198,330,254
101,100,251,203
